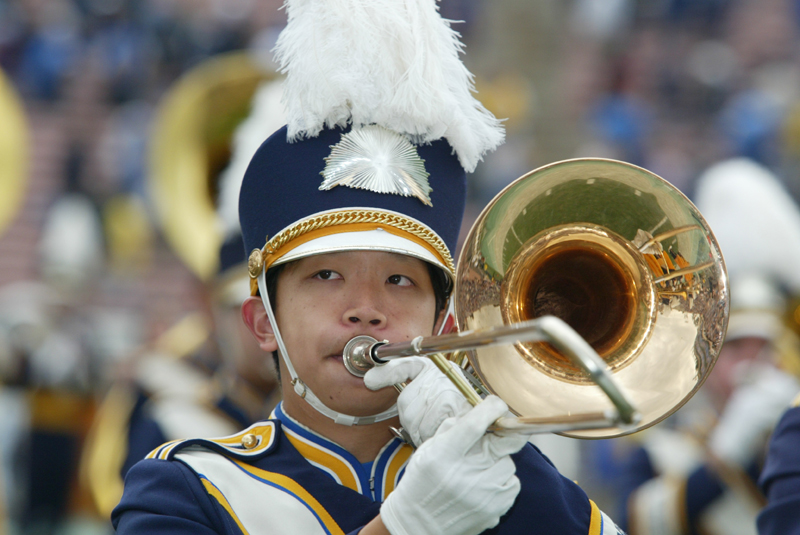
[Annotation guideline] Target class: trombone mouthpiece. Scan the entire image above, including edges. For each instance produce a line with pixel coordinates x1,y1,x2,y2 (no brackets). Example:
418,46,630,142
343,335,383,377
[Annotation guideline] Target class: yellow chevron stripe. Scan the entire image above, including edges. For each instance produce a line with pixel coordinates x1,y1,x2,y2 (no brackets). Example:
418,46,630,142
589,499,601,535
284,430,360,493
383,444,412,498
145,439,180,460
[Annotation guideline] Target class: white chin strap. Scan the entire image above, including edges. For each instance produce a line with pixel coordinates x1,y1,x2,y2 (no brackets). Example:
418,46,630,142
256,267,398,426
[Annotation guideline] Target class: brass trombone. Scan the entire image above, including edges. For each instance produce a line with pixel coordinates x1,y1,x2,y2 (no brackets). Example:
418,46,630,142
343,158,729,439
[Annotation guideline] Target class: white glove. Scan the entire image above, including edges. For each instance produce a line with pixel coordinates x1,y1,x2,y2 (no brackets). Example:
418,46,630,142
364,356,471,446
709,362,800,466
380,396,529,535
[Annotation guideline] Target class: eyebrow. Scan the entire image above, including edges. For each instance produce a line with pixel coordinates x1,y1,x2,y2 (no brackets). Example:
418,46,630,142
301,251,426,268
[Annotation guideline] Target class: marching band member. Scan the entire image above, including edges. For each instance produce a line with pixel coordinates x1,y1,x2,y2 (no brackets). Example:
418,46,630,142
81,64,286,519
758,395,800,534
620,158,800,535
112,1,625,533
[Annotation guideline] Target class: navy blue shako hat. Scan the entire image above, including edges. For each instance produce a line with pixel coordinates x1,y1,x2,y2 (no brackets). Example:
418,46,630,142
239,0,505,293
240,125,466,292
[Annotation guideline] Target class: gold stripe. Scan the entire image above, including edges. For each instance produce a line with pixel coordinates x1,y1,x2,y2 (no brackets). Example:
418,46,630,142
588,499,601,535
147,424,275,460
145,440,180,460
626,492,640,535
78,384,135,518
676,477,690,534
792,392,800,408
160,441,183,460
284,432,360,493
251,210,454,292
201,478,251,535
232,460,346,535
29,390,95,432
213,424,274,451
383,444,413,498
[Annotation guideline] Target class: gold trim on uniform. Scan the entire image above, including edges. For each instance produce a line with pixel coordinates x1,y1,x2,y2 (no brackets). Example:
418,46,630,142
146,422,277,461
201,477,252,535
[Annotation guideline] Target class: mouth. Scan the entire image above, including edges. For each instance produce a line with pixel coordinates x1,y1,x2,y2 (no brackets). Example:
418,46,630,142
326,336,383,375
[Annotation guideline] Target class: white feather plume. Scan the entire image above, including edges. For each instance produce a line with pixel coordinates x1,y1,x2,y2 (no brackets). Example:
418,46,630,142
217,79,287,239
273,0,504,173
694,158,800,293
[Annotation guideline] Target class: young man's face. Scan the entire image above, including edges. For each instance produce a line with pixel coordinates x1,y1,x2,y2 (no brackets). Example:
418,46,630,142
274,250,444,417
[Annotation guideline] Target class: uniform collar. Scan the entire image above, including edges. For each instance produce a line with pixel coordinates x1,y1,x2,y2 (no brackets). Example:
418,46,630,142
271,402,412,501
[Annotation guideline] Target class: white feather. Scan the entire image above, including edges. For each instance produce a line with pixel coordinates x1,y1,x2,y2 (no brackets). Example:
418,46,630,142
217,79,287,238
694,158,800,293
273,0,504,172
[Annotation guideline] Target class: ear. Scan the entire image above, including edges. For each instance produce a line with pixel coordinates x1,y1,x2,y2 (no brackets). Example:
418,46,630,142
241,296,279,353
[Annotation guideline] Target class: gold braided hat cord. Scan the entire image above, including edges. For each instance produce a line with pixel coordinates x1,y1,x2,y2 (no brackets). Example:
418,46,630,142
253,209,455,277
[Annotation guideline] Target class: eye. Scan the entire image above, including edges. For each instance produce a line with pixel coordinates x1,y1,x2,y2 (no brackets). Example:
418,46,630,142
313,270,343,280
387,274,413,287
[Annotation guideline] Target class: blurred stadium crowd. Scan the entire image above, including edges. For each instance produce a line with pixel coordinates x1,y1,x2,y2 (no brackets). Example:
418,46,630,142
0,0,800,534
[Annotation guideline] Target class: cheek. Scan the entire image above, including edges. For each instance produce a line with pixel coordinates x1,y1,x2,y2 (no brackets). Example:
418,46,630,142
397,299,438,336
277,290,339,354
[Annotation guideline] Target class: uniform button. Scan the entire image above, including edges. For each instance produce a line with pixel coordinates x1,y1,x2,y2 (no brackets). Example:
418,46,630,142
242,433,258,449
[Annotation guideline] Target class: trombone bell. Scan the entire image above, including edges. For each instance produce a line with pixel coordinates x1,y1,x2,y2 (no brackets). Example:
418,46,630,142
502,223,656,385
457,158,728,438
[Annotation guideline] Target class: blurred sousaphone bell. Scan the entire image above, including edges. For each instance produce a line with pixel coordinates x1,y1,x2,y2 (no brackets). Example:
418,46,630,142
454,158,728,438
0,67,28,239
82,52,282,519
149,51,280,281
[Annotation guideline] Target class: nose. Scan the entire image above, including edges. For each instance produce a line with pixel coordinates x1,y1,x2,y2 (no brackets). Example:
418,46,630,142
343,305,387,327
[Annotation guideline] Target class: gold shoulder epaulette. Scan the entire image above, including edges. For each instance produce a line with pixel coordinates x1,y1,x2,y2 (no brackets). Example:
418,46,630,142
146,421,278,461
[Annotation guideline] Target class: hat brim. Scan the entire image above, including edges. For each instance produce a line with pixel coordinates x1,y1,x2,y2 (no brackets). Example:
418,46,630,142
273,228,452,280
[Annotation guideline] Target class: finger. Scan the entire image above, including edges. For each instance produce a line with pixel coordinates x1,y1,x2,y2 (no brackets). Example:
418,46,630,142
481,431,530,459
398,374,468,414
439,395,510,455
364,356,430,390
482,456,519,491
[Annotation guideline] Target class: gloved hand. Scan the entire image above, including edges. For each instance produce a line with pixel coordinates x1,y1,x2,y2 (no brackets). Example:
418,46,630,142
379,396,529,535
709,362,800,466
364,356,472,446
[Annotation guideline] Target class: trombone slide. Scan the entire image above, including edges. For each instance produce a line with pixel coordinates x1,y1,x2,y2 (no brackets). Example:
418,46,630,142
342,316,641,433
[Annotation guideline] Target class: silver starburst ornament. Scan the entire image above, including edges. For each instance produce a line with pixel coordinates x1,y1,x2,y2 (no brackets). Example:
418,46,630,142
320,126,432,206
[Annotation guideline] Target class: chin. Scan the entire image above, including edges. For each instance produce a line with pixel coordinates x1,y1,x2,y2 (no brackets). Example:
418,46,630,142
329,388,398,418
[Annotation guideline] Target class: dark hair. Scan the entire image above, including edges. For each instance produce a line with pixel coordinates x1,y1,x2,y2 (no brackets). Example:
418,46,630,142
264,260,450,381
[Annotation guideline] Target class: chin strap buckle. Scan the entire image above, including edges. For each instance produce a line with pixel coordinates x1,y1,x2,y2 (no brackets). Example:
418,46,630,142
390,426,416,448
292,378,307,398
